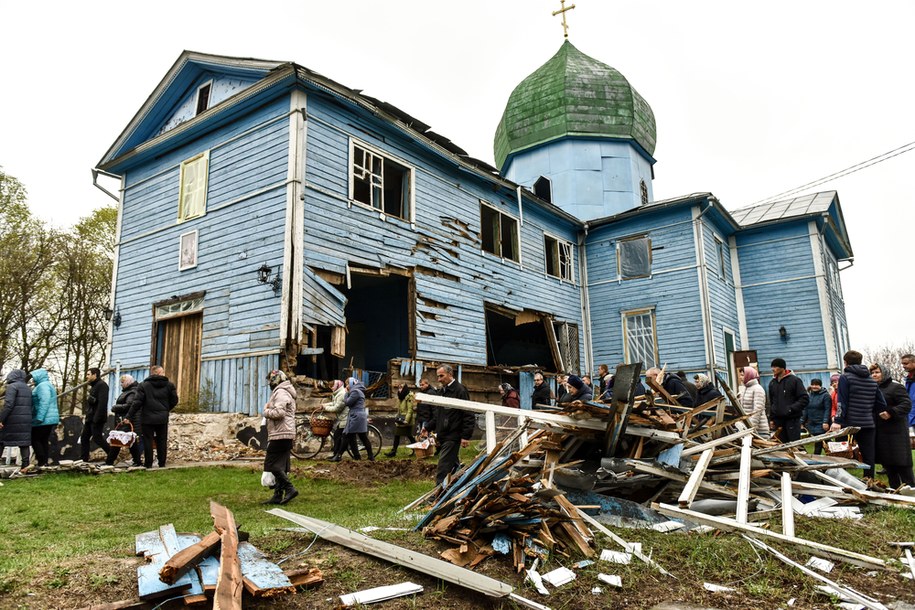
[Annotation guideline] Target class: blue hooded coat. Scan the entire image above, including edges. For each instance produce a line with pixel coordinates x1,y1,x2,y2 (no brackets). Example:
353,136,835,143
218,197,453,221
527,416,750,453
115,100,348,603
30,368,60,427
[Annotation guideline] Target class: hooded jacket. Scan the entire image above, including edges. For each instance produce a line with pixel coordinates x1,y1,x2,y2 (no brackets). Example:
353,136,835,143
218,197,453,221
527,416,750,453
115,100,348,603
741,379,770,438
767,370,808,419
30,368,60,426
127,374,178,427
835,364,886,428
264,380,297,441
1,370,33,446
343,379,368,435
804,387,832,429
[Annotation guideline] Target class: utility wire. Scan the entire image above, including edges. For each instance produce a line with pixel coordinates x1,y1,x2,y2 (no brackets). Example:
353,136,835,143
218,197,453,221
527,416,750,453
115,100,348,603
744,139,915,208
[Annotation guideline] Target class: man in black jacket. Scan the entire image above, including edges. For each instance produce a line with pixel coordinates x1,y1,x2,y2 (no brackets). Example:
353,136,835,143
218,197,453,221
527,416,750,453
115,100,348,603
127,366,179,468
768,357,809,442
423,364,474,486
80,368,110,461
531,372,553,407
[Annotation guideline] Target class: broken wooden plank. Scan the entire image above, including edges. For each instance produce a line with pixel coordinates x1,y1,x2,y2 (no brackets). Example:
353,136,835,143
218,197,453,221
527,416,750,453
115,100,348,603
575,510,672,577
135,525,196,601
736,435,753,524
283,567,324,588
781,473,795,538
681,427,754,457
678,448,714,508
238,541,296,597
653,503,886,569
159,531,220,584
211,501,243,610
197,556,219,592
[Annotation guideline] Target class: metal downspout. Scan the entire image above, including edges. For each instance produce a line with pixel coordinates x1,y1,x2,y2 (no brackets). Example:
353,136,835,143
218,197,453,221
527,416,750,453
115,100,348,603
579,223,592,376
693,201,716,377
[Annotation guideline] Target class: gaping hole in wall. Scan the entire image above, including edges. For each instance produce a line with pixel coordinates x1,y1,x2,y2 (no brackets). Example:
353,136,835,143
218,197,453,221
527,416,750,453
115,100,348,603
296,326,343,381
484,307,555,370
343,274,410,372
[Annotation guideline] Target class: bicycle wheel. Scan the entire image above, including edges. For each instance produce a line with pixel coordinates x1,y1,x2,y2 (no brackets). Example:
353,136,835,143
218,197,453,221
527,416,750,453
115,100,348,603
347,425,383,459
294,430,326,459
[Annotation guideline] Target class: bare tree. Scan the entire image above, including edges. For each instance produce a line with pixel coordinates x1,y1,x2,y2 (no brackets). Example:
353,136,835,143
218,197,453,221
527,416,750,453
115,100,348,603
862,342,915,383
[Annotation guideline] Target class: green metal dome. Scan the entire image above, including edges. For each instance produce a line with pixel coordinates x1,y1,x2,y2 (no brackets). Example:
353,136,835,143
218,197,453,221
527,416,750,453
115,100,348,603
494,41,656,170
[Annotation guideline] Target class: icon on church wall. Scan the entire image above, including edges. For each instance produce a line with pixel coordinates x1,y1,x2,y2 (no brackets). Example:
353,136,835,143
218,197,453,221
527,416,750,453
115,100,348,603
179,229,198,270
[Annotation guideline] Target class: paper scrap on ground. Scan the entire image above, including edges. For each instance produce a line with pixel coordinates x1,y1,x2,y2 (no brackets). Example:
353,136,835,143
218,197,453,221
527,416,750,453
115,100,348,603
340,582,423,606
540,566,576,587
574,559,594,569
598,573,623,588
805,556,835,573
591,587,603,594
600,549,632,564
652,520,685,532
703,582,735,593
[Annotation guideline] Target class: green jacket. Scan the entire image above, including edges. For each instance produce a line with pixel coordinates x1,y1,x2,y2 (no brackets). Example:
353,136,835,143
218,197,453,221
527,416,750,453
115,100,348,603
396,392,416,428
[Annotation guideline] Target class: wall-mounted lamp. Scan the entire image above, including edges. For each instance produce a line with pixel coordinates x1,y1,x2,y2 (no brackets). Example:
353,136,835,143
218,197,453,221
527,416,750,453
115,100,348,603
256,264,282,296
779,325,789,342
104,306,122,329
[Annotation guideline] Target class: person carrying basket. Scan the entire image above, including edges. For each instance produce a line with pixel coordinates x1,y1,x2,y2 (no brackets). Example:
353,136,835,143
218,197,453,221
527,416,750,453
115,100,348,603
105,375,142,467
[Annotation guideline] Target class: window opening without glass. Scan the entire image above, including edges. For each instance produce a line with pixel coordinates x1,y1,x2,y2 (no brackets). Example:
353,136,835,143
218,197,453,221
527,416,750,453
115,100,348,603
351,142,412,221
480,202,519,262
195,82,212,115
544,235,574,281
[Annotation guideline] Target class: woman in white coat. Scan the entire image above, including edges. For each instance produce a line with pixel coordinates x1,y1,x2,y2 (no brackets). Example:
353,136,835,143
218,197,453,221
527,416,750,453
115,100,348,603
741,367,770,438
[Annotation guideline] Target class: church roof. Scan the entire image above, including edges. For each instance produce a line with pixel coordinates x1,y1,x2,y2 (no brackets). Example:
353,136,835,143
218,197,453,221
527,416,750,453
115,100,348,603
493,41,657,171
730,191,837,226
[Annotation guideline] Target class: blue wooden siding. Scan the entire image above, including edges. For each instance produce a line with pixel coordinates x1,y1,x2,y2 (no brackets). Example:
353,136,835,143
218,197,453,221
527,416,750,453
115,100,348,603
586,205,705,371
300,93,584,367
105,367,150,408
736,221,829,372
200,354,276,415
700,219,742,376
158,75,260,135
109,96,290,401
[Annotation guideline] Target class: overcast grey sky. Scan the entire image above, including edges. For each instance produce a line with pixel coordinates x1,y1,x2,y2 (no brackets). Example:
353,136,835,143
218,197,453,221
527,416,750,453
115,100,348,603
2,0,913,350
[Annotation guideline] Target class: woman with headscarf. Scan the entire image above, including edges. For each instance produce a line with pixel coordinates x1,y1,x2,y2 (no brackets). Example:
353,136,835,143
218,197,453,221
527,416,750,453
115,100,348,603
334,377,373,461
105,374,143,467
322,380,348,461
694,374,722,406
262,369,298,504
386,383,416,457
869,364,915,488
499,383,520,409
741,367,770,438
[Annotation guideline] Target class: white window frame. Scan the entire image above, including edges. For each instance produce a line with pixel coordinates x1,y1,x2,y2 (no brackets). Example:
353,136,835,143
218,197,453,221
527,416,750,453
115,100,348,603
178,229,198,271
544,233,574,283
480,200,521,264
156,296,204,321
621,308,659,368
178,151,209,222
617,234,652,280
348,138,415,223
195,79,213,116
714,235,727,280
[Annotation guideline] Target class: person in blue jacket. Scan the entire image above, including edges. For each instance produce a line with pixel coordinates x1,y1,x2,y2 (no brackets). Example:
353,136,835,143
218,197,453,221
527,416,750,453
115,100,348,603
30,368,60,467
803,379,832,454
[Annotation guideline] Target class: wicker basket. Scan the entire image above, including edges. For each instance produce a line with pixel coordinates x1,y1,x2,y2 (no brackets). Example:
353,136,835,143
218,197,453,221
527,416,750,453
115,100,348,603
310,410,334,438
108,421,136,448
412,446,434,459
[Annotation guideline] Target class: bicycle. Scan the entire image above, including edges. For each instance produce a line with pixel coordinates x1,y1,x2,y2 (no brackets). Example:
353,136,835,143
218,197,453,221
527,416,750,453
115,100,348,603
293,409,382,460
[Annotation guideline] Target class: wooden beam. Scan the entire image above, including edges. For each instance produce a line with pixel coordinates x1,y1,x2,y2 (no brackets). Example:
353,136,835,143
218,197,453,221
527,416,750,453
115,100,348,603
736,435,753,524
210,502,243,610
653,503,886,569
681,427,755,457
781,473,795,538
576,508,672,577
159,531,220,584
678,449,714,508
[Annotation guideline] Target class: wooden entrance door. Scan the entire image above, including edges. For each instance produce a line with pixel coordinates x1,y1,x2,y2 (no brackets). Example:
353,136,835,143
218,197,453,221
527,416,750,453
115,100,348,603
156,313,202,403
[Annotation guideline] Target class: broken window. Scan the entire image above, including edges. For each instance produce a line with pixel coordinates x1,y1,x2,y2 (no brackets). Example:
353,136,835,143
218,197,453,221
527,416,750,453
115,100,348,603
640,179,648,206
350,141,413,221
555,321,580,374
622,309,658,368
544,235,574,282
195,81,212,115
617,235,651,279
178,151,209,221
715,236,727,280
480,202,519,262
534,176,552,203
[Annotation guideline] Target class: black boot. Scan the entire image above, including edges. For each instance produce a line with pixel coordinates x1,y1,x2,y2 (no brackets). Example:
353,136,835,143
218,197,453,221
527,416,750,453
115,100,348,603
279,476,299,504
262,485,283,505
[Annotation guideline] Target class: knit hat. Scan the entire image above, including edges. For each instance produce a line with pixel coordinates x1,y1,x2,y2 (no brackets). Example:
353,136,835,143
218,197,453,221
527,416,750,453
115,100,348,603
567,375,584,390
266,369,288,388
770,358,787,369
830,374,840,383
743,367,759,383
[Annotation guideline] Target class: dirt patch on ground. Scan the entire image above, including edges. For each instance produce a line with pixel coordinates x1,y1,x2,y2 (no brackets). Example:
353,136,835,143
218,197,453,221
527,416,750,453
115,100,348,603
294,457,438,486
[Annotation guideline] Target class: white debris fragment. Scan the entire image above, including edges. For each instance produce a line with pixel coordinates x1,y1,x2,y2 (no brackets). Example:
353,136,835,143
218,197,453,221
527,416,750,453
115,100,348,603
652,520,686,532
805,556,835,573
703,582,735,593
540,566,577,587
526,568,549,595
598,573,623,588
339,582,423,606
599,549,632,564
591,587,603,595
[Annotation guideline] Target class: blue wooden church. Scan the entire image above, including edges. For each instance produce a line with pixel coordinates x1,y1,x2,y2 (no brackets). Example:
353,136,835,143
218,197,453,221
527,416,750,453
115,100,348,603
95,44,852,413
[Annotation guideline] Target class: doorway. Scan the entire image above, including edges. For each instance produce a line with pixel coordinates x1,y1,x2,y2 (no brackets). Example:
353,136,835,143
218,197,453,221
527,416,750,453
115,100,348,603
154,312,202,403
343,273,412,372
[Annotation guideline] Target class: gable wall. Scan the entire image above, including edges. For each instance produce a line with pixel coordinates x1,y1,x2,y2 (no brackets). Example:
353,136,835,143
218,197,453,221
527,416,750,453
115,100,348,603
585,205,705,373
735,221,830,376
110,96,291,371
300,91,584,367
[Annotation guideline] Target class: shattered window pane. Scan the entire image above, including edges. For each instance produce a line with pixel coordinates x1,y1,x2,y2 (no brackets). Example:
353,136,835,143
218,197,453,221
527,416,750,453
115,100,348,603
351,143,411,221
545,236,574,281
618,236,651,279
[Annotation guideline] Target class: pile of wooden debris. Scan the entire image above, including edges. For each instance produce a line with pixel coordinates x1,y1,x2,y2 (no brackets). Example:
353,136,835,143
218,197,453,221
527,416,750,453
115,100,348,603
80,502,322,609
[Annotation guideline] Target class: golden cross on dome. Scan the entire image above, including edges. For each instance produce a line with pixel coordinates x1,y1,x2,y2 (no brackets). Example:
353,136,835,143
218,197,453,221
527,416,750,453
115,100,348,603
552,0,576,39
